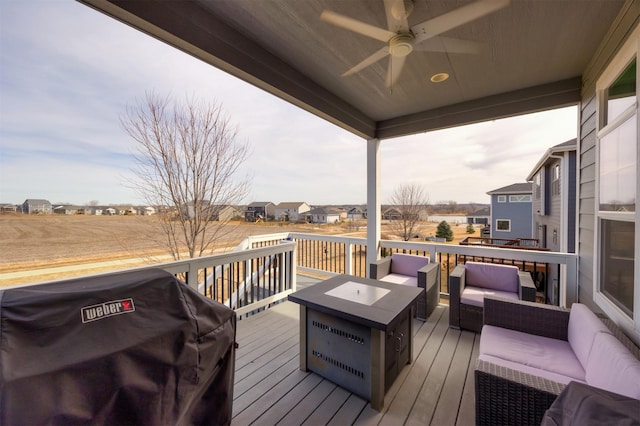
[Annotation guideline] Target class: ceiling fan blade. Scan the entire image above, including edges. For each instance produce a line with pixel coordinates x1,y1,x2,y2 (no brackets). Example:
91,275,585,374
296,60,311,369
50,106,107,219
343,46,390,77
414,36,483,54
411,0,510,44
320,10,394,43
386,54,407,88
383,0,409,33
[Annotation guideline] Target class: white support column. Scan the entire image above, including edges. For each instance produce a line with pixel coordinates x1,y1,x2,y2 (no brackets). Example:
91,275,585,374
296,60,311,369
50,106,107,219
345,242,353,275
367,138,381,277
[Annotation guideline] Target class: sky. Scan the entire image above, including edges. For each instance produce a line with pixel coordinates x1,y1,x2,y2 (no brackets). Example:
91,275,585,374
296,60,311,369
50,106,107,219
0,1,578,207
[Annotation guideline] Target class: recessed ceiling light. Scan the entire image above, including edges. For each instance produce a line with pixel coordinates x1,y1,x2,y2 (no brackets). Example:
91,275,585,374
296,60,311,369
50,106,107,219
430,73,449,83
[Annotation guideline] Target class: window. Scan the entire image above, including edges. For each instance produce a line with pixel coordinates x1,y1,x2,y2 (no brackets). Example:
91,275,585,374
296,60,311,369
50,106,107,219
595,28,638,330
600,220,635,316
535,173,541,200
552,164,561,196
497,195,506,203
509,194,531,202
496,219,511,231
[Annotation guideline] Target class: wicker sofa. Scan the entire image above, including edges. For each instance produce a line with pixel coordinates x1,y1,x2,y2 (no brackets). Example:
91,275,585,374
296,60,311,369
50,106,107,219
369,253,440,321
449,262,536,332
475,296,640,425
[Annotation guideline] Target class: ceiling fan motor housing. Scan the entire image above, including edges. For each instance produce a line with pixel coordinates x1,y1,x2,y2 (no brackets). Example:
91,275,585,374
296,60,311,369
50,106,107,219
389,33,414,57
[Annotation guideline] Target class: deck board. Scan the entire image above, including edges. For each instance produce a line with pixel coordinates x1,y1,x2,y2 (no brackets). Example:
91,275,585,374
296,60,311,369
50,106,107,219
253,373,325,425
301,386,352,426
431,330,476,426
456,336,481,426
232,277,479,426
406,327,461,425
279,379,338,425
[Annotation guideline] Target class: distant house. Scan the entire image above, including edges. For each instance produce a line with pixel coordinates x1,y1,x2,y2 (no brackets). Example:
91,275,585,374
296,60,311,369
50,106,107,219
22,199,52,214
212,205,243,221
143,206,156,216
347,206,366,220
486,183,533,239
103,207,117,215
467,207,490,225
53,205,79,215
0,204,17,214
526,139,577,305
333,206,348,220
245,201,275,222
382,207,402,221
305,207,341,224
274,202,310,222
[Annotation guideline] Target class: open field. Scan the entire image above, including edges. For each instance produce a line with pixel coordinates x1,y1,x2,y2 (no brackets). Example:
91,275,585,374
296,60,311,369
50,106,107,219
0,214,476,286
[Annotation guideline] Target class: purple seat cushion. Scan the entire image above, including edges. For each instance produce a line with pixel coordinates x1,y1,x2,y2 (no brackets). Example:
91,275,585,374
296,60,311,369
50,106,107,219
465,262,518,293
480,325,586,381
390,254,429,277
585,332,640,400
477,354,583,386
460,286,520,307
567,303,611,369
380,273,417,287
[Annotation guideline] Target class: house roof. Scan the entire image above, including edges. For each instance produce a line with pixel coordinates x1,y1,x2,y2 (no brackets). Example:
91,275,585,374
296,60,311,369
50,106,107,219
487,182,532,195
276,202,308,209
24,199,51,204
468,207,490,216
525,138,578,181
308,207,342,215
248,201,274,207
79,0,628,140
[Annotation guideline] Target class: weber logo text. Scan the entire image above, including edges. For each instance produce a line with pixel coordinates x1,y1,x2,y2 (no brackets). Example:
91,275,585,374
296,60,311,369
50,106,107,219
81,299,135,323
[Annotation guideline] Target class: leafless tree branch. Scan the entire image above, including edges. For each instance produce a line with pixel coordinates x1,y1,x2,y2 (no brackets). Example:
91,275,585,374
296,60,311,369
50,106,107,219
388,182,430,241
121,92,251,259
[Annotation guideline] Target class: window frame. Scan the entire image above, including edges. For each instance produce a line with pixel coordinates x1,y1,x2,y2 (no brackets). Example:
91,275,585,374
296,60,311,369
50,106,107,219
495,219,511,232
497,195,506,203
552,163,561,196
594,26,640,333
509,194,532,203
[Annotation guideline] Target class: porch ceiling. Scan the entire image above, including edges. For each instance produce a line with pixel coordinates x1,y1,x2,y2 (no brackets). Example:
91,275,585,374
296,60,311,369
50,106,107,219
79,0,624,139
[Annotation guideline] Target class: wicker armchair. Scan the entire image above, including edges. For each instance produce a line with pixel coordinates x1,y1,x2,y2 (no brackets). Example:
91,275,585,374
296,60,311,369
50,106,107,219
449,262,536,332
370,253,440,321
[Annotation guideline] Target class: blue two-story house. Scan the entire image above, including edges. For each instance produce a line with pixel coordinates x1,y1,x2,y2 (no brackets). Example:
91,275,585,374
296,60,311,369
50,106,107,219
487,183,533,240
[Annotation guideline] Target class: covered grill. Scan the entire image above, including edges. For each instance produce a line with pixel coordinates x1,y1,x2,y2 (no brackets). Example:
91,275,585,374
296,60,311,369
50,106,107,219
0,268,236,425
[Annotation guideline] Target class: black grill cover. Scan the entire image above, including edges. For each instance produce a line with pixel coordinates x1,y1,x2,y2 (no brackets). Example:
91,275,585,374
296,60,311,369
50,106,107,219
0,268,236,425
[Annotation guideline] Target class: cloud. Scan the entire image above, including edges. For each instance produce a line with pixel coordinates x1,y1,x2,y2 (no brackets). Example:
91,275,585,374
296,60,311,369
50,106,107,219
0,1,578,207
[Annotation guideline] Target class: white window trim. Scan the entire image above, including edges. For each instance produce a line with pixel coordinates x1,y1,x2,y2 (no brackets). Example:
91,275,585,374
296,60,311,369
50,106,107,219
509,194,532,202
497,195,506,203
593,25,640,334
495,219,511,232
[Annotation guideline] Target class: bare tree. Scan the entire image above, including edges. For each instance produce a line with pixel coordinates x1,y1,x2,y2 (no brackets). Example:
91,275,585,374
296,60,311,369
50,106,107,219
388,182,429,241
121,93,250,259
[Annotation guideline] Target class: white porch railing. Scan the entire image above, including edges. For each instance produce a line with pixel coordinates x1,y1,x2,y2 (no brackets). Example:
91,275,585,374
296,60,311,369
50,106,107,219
8,241,297,318
10,232,578,318
241,232,579,307
160,241,297,316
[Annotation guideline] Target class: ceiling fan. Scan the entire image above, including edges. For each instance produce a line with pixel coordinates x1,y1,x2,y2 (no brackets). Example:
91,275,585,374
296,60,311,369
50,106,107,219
320,0,510,88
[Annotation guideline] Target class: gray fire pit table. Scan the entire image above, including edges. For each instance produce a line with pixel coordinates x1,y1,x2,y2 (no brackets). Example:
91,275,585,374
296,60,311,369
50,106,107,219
288,274,423,411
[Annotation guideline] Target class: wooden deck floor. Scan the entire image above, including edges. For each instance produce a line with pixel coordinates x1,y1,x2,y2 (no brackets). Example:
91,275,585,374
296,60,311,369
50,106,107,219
232,276,480,426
